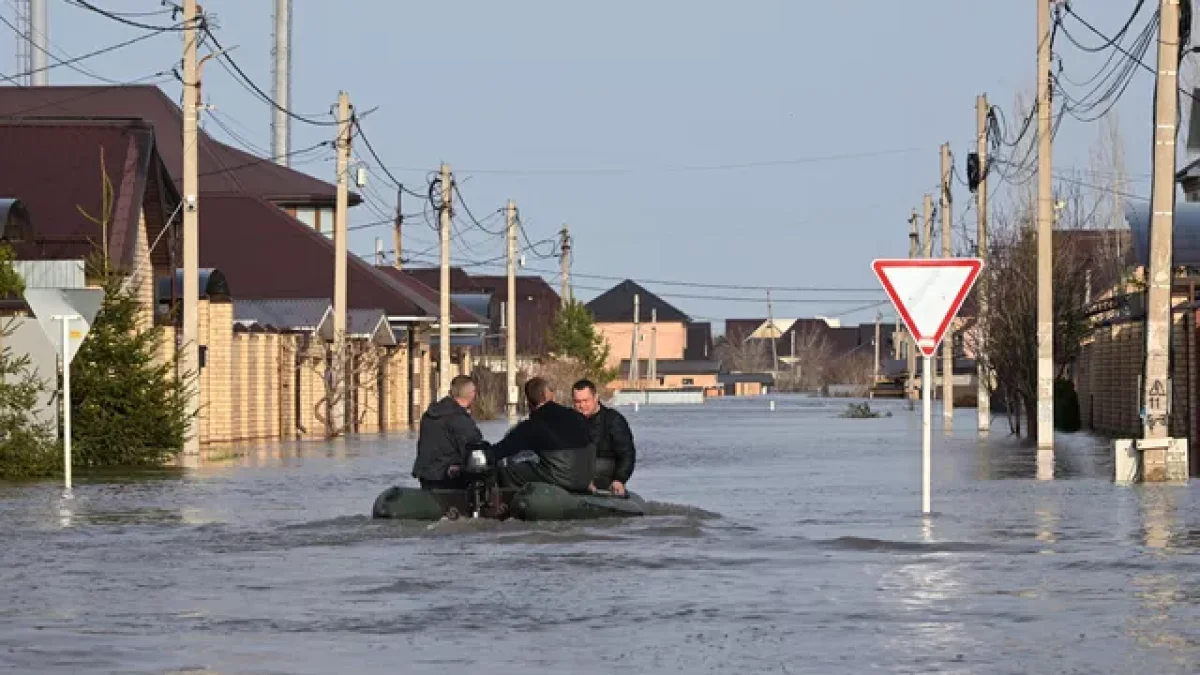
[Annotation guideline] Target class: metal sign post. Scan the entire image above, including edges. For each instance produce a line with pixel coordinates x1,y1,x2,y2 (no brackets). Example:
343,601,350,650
872,258,983,515
56,315,78,491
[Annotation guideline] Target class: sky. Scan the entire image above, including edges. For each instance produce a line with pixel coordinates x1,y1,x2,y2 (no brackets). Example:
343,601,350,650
0,1,1169,330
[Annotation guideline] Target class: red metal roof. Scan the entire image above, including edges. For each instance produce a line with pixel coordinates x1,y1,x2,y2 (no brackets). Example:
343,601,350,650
0,85,356,207
193,193,432,317
373,267,483,324
0,118,177,271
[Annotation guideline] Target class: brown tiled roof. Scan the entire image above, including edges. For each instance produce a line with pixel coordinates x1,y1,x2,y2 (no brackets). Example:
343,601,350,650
0,85,356,206
373,267,480,324
402,266,480,292
0,118,177,271
190,193,431,317
471,274,562,355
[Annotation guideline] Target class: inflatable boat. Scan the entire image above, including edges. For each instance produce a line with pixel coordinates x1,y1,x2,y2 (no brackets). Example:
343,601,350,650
372,482,648,522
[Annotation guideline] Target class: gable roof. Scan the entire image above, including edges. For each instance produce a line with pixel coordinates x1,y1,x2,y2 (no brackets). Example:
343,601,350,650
402,266,480,292
187,193,433,317
0,118,178,271
0,85,356,206
471,274,560,301
585,279,690,323
373,267,485,324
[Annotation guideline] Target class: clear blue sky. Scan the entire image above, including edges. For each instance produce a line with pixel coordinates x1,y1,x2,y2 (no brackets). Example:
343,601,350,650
1,1,1163,328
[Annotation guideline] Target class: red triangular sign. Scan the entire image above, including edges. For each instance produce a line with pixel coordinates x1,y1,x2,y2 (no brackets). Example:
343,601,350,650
871,258,983,357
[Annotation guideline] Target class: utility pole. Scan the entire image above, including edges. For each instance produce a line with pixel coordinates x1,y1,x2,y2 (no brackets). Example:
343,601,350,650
393,186,403,270
1036,0,1055,449
922,194,933,258
332,91,351,432
907,209,920,400
976,93,991,433
505,200,518,424
629,294,640,386
649,308,658,384
180,0,200,456
941,143,954,423
271,0,292,165
438,163,453,399
560,225,572,307
374,237,384,266
1138,0,1181,477
873,310,882,384
30,0,47,85
767,290,779,374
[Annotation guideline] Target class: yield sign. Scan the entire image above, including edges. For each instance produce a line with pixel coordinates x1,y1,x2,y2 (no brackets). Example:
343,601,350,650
22,287,105,366
871,258,982,357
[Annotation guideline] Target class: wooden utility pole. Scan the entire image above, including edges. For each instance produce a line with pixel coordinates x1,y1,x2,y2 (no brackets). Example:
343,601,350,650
1036,0,1055,449
629,294,640,386
648,308,658,384
1140,0,1181,471
940,142,954,422
559,225,571,306
180,0,200,455
907,208,920,400
976,93,991,433
505,200,518,424
438,163,452,399
393,186,403,270
332,91,351,432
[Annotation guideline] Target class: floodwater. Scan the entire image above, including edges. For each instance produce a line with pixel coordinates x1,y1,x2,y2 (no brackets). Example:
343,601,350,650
1,396,1199,674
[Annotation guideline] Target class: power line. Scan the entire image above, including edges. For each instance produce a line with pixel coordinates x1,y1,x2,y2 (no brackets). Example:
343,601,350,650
381,147,925,176
0,18,172,85
65,0,196,31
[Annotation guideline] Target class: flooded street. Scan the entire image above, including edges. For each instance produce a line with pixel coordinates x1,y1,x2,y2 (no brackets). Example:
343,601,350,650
2,395,1199,674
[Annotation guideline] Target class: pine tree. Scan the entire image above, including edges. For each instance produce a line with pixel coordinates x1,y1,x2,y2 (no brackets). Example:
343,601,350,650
0,243,59,480
70,256,191,466
546,300,615,383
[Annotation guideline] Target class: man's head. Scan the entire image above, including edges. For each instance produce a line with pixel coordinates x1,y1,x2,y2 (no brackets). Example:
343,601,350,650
450,374,477,409
524,376,554,410
571,379,600,417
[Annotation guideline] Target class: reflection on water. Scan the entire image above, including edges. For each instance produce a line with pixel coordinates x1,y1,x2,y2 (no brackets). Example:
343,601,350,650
0,396,1197,674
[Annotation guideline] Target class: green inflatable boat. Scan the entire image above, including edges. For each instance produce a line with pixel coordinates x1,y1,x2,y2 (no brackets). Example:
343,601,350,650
372,482,648,522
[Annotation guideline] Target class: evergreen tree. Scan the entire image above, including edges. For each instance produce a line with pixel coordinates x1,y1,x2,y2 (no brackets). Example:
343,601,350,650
0,243,60,480
546,300,615,383
70,256,192,466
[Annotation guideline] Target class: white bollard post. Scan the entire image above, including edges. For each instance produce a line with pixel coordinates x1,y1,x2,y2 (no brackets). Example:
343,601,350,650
769,400,776,412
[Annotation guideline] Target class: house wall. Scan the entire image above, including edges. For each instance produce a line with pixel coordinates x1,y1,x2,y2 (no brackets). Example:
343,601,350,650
1075,313,1197,461
596,321,687,369
663,373,719,388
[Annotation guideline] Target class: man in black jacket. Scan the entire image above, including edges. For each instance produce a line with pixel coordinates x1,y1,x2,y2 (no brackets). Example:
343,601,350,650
490,377,596,493
571,379,636,495
411,375,484,490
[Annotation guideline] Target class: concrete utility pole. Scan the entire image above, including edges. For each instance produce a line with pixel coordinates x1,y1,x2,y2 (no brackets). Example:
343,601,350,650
393,186,403,270
559,225,572,307
767,290,779,374
505,200,518,424
30,0,47,85
977,93,991,433
180,0,201,456
438,163,453,399
1036,0,1055,449
333,91,351,431
922,194,933,258
271,0,292,165
649,308,658,384
629,294,640,386
1137,0,1182,478
374,237,384,265
873,310,882,384
940,142,954,422
907,208,920,400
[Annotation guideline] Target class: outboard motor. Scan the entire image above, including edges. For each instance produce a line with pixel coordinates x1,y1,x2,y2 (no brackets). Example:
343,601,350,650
463,440,494,518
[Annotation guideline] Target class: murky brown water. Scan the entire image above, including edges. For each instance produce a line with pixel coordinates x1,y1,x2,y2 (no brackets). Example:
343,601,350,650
1,396,1198,674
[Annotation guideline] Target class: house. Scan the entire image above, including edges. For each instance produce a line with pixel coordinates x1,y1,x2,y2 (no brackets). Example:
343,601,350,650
585,280,692,370
470,274,561,358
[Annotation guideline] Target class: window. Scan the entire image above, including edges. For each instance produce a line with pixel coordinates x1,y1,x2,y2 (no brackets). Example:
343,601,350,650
682,378,694,385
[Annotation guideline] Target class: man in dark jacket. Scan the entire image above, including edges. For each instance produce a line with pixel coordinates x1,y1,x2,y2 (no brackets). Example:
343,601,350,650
490,377,596,493
571,379,636,494
411,375,484,489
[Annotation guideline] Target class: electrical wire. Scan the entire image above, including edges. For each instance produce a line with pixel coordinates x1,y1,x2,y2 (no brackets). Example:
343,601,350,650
0,19,173,85
65,0,197,31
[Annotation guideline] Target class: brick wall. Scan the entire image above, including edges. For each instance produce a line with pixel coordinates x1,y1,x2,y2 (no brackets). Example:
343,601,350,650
1076,312,1196,447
